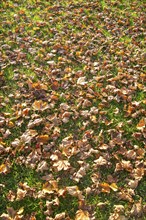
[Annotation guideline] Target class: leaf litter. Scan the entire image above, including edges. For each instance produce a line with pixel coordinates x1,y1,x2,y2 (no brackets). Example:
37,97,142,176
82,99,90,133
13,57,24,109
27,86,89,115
0,0,146,219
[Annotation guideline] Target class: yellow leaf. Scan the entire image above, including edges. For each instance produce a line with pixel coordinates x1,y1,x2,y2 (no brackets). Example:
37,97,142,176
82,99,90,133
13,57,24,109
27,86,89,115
17,207,24,215
0,164,9,174
8,121,15,128
110,183,118,191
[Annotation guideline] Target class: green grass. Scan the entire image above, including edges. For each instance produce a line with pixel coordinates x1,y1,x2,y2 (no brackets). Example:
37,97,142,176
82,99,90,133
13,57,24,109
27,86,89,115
0,0,146,219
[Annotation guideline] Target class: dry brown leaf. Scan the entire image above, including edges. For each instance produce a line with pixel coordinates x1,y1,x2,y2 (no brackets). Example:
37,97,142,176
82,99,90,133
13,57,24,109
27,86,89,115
54,212,66,220
99,143,109,150
66,186,84,200
125,150,136,160
16,188,27,201
32,100,48,111
0,117,5,127
117,190,134,203
43,180,58,194
11,138,21,148
130,198,143,218
66,186,79,197
127,179,139,189
6,190,16,202
53,160,70,171
28,118,43,129
73,164,89,182
132,167,144,180
36,160,48,173
75,209,90,220
21,129,38,145
94,156,107,167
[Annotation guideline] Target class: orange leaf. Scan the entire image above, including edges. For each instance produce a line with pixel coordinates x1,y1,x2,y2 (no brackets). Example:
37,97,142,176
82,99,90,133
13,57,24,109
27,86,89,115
0,164,9,174
136,118,145,130
37,135,49,143
100,182,111,193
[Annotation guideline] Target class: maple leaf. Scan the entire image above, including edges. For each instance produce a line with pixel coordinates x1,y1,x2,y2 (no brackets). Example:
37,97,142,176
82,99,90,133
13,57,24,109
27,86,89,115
16,188,27,201
53,160,70,171
43,180,58,194
0,207,24,220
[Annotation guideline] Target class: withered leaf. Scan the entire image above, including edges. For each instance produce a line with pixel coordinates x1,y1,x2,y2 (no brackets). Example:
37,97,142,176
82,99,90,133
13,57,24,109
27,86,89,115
136,118,145,130
16,188,27,201
37,134,49,143
53,160,70,171
0,163,9,174
75,209,90,220
32,100,48,111
43,181,58,194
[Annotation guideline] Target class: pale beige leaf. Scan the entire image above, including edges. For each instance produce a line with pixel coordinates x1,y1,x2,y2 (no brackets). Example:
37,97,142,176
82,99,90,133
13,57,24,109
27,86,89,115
75,209,90,220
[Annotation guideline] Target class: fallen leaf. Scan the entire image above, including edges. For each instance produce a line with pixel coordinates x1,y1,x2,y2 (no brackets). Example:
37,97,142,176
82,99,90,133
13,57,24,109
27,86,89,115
32,100,48,111
0,163,9,174
54,212,66,220
109,183,118,192
130,198,143,218
75,209,90,220
16,188,27,200
100,182,111,193
53,160,70,171
43,181,58,194
36,160,48,173
37,134,49,143
77,77,87,85
136,118,145,130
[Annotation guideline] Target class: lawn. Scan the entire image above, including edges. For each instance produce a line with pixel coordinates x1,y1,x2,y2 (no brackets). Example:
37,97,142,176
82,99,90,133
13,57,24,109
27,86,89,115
0,0,146,219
